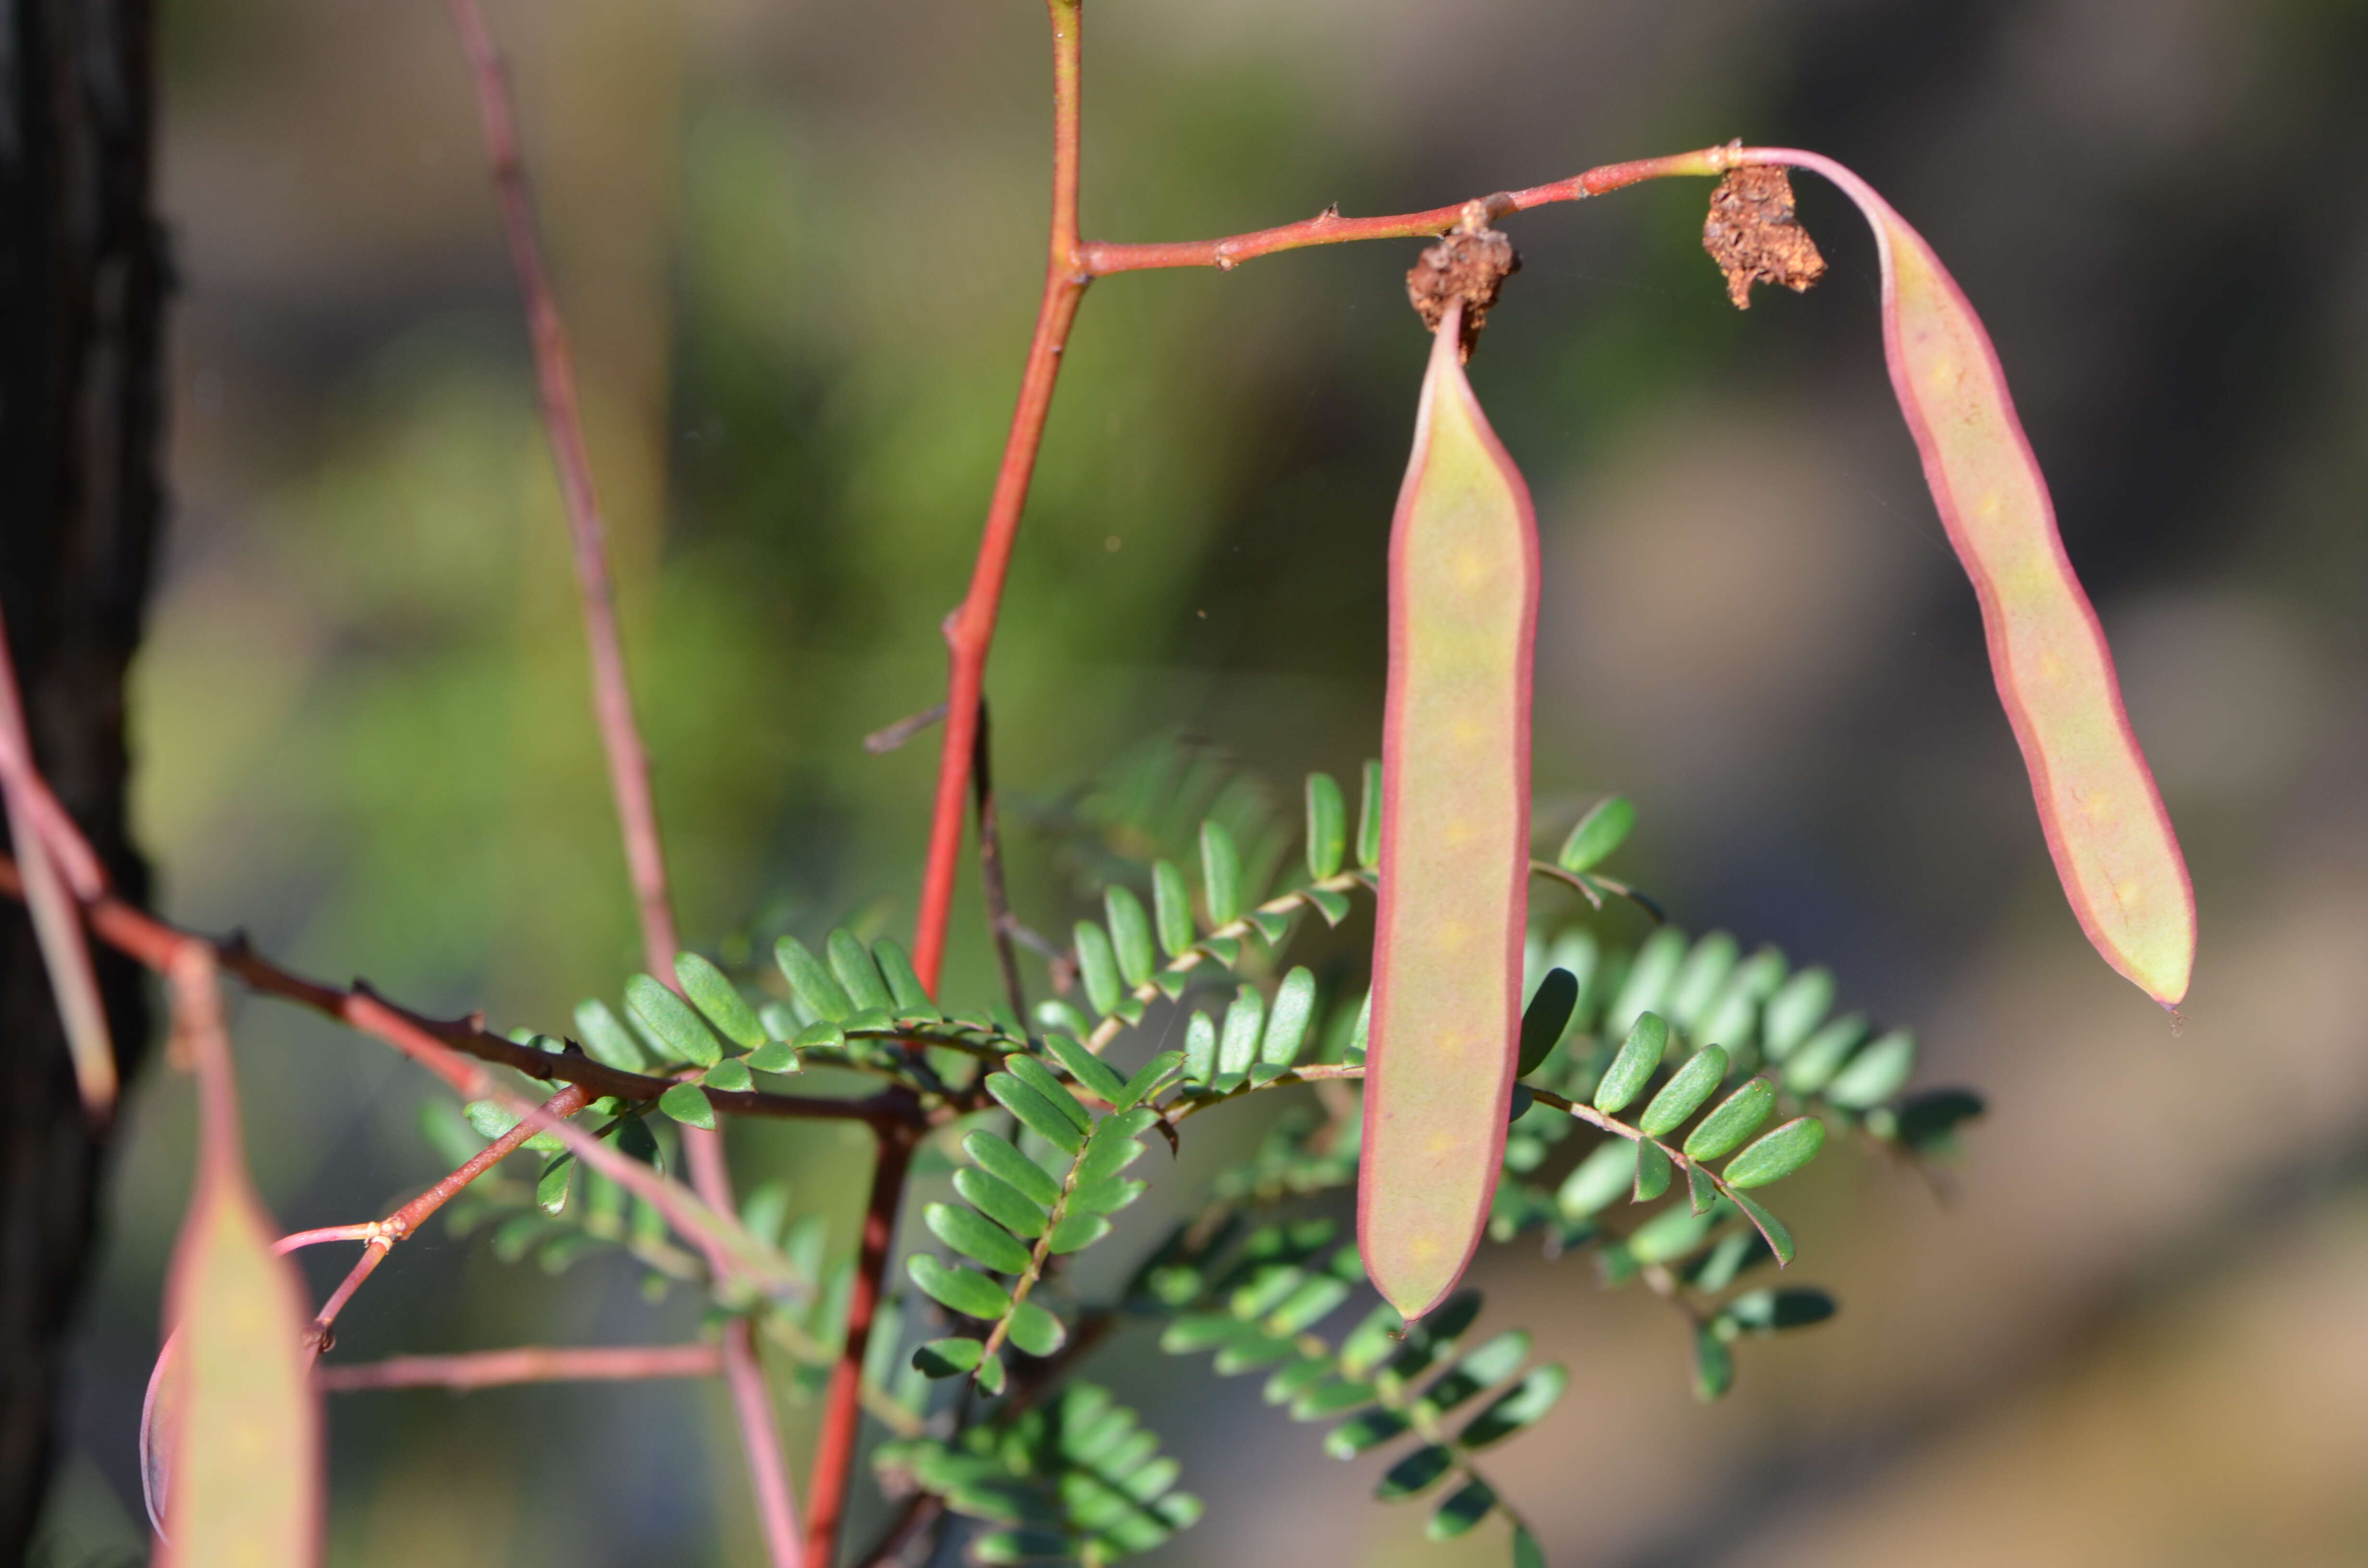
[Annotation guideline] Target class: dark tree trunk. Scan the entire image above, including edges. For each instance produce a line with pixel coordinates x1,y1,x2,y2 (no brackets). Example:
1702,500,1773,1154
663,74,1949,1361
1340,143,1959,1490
0,0,163,1555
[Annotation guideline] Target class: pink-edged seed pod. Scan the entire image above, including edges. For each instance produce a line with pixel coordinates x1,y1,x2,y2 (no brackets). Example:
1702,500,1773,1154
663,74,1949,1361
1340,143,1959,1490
1360,294,1541,1320
1731,150,2196,1009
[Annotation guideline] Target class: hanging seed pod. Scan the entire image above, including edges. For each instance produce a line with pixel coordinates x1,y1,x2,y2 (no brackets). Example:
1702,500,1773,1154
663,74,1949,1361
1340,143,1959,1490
1362,216,1539,1320
148,948,322,1563
1712,155,2195,1009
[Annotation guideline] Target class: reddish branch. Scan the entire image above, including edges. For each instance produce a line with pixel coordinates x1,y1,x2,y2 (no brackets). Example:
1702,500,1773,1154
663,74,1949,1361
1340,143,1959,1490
442,0,679,978
0,857,902,1128
802,1128,915,1568
910,0,1088,994
1080,147,1738,274
318,1342,722,1393
908,115,1738,990
296,1082,596,1352
0,599,117,1115
0,720,105,899
0,859,814,1310
451,4,815,1555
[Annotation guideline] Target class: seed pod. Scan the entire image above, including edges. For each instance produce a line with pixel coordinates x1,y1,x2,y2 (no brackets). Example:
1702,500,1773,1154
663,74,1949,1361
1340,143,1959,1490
148,949,321,1563
1732,151,2195,1008
1361,296,1539,1319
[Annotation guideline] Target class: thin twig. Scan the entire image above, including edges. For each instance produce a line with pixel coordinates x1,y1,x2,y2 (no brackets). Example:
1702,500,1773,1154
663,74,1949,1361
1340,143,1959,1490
802,1127,916,1567
911,0,1089,993
971,700,1029,1022
0,858,809,1305
298,1082,596,1352
910,144,1743,995
864,702,948,756
317,1342,722,1393
0,721,107,898
442,0,679,978
0,855,910,1129
719,1316,805,1564
851,1493,946,1568
0,600,117,1115
1081,145,1740,274
680,1115,808,1567
441,12,803,1544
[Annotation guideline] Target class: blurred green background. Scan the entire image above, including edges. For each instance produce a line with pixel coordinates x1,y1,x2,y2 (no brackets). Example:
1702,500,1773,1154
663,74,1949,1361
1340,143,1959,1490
36,0,2368,1563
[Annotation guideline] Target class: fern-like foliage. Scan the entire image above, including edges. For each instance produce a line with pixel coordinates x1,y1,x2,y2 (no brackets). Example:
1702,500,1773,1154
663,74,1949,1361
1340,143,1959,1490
412,749,1984,1568
1139,1217,1559,1554
903,1042,1181,1394
875,1382,1202,1564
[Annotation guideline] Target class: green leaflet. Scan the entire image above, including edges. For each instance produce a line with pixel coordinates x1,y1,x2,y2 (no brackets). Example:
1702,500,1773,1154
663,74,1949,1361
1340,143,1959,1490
963,1130,1061,1208
1152,860,1196,955
573,998,651,1072
1262,968,1318,1067
1639,1045,1727,1137
1200,820,1243,926
1074,919,1124,1016
1556,1140,1635,1219
926,1202,1032,1275
1556,793,1634,873
1516,968,1578,1078
1682,1077,1776,1162
774,935,853,1022
1104,885,1157,988
1042,1032,1128,1104
1593,1011,1667,1115
988,1070,1087,1154
625,974,721,1068
657,1081,716,1130
954,1167,1048,1240
1723,1116,1827,1189
1633,1138,1673,1203
872,936,936,1014
673,953,766,1049
1762,966,1834,1060
827,928,896,1014
1825,1029,1916,1108
1456,1364,1567,1450
1006,1301,1067,1357
1305,772,1348,880
908,1254,1011,1321
1357,760,1384,870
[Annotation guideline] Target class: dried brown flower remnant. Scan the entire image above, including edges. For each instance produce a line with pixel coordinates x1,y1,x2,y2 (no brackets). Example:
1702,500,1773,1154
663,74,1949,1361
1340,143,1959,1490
1408,199,1520,359
1703,165,1827,308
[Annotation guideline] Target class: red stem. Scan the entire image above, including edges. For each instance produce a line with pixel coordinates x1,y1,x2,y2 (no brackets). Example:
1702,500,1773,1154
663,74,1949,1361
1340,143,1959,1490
801,1128,914,1568
681,1120,808,1567
317,1342,723,1392
911,0,1087,993
722,1317,805,1564
298,1081,597,1352
443,0,679,978
0,598,117,1115
0,720,106,898
1081,146,1739,274
0,856,904,1127
911,132,1739,989
441,13,803,1543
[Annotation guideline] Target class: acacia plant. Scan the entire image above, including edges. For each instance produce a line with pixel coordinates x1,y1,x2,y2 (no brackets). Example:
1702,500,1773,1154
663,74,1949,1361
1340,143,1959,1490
0,0,2202,1564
